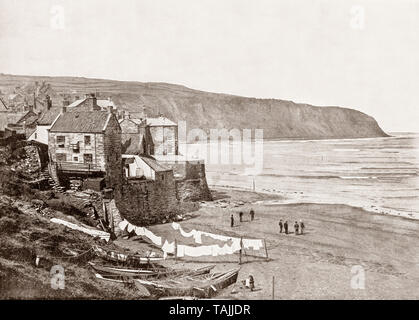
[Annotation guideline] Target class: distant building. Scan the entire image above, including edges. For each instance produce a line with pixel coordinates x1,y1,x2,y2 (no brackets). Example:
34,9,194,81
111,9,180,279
48,106,122,188
29,107,61,144
147,116,178,156
119,111,178,156
119,115,154,155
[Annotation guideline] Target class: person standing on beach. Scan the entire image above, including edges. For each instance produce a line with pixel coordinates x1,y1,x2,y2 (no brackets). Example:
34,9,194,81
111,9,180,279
249,208,255,221
284,221,288,234
279,219,283,233
239,211,243,222
230,214,234,228
294,221,299,235
300,220,305,235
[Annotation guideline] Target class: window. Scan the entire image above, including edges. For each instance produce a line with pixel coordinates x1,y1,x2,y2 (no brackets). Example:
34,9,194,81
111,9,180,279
84,135,91,146
56,136,65,148
56,153,67,162
71,142,80,153
73,156,79,162
84,154,93,163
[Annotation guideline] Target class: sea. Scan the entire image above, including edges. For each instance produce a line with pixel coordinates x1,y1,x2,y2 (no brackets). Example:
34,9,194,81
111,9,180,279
183,133,419,220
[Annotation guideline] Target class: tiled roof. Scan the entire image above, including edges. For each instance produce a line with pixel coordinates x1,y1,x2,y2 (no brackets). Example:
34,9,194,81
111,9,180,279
37,108,61,125
139,156,171,172
0,112,26,130
97,99,116,109
49,111,112,133
146,117,177,126
67,99,85,108
67,98,116,110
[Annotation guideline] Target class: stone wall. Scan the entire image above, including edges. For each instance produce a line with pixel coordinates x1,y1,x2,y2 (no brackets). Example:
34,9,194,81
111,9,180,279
115,171,179,226
156,160,213,201
175,163,212,201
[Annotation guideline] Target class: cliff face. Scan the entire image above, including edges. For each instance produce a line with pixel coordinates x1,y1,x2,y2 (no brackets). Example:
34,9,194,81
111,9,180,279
0,74,387,139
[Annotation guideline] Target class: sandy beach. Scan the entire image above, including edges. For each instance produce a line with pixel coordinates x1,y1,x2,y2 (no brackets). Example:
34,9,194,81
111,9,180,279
117,186,419,299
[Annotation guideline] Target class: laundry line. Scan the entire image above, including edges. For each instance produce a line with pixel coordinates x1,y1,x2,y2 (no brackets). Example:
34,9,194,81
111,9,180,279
118,219,162,246
51,218,111,242
171,222,264,251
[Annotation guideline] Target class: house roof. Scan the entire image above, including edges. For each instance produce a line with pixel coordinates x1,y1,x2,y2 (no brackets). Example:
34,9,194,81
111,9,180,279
49,111,113,133
0,112,26,130
67,99,85,108
67,98,116,110
37,108,61,125
146,117,177,126
139,156,171,172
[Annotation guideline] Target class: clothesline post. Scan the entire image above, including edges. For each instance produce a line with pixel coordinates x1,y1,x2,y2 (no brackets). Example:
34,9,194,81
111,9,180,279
175,238,178,261
272,276,275,299
239,237,243,265
264,239,269,261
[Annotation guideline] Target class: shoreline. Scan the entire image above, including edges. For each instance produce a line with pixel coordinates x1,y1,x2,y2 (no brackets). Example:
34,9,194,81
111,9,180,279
132,185,419,299
208,184,419,221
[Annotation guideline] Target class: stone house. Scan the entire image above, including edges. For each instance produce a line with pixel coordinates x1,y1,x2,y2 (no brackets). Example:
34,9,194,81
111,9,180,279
119,116,154,155
30,93,118,145
147,116,178,156
48,108,122,188
119,113,178,156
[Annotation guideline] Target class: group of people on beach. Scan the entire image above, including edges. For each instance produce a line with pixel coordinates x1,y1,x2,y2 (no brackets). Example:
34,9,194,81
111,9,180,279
278,219,305,235
230,208,255,227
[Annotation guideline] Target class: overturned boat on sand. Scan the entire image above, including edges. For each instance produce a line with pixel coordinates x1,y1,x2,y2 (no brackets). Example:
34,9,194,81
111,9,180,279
92,245,163,265
134,268,240,298
88,261,215,279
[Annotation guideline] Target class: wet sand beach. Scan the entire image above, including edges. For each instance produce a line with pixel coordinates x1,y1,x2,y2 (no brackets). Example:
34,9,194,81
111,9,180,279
118,187,419,299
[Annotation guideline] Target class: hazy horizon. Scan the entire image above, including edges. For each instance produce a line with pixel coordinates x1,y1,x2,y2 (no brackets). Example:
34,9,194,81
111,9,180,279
1,0,418,132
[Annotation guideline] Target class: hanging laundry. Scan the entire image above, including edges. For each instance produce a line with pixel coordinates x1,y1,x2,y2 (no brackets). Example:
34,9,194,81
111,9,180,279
176,245,186,257
193,231,202,244
242,239,263,250
162,240,175,259
50,218,110,242
179,227,195,238
135,226,145,236
118,219,128,231
127,223,135,233
144,228,162,246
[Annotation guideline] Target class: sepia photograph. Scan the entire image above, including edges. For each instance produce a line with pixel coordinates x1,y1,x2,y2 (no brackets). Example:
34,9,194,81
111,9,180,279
0,0,418,303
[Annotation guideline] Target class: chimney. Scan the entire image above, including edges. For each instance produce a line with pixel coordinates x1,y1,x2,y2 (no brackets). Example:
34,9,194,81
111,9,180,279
33,92,37,111
62,106,67,113
63,100,70,107
28,105,33,113
45,95,52,110
124,111,130,120
75,95,79,100
140,106,147,120
86,93,100,111
107,105,114,114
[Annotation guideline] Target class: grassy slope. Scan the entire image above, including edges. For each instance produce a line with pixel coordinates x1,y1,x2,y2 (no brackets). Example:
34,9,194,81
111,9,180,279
0,73,388,139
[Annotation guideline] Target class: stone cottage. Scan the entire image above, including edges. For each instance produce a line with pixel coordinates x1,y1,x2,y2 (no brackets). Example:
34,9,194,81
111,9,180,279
48,108,122,188
119,112,178,156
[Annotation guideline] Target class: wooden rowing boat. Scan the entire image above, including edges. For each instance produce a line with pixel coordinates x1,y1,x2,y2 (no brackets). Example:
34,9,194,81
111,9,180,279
88,262,215,279
134,267,240,298
92,245,163,265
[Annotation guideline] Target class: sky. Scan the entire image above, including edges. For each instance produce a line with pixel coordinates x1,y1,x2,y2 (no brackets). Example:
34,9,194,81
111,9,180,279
0,0,418,132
